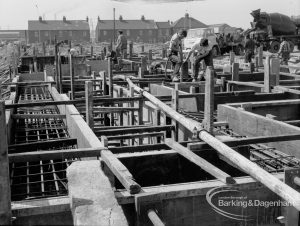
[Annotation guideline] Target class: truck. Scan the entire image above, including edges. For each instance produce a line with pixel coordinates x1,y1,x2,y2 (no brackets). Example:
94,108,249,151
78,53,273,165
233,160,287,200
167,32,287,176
250,9,300,53
183,27,244,56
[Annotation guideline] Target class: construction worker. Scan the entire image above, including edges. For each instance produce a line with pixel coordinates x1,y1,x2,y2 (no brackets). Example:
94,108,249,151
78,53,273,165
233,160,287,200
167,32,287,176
184,38,214,81
244,34,255,63
168,29,187,82
116,30,128,59
277,36,291,65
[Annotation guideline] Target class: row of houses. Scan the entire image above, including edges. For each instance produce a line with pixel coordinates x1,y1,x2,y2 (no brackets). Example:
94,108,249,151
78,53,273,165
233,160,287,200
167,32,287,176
0,13,239,44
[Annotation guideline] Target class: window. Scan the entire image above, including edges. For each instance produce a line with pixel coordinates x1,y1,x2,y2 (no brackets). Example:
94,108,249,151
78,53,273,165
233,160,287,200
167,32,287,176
44,31,49,37
69,31,72,37
148,30,153,36
165,29,169,36
139,30,143,36
126,30,130,36
34,31,39,38
103,30,107,36
59,31,63,37
83,31,87,37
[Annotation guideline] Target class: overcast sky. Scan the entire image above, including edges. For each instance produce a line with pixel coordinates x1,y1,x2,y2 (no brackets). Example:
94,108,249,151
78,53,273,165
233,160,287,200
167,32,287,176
0,0,299,30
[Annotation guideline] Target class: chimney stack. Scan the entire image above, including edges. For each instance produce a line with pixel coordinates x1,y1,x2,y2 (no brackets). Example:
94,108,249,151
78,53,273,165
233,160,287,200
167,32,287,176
119,15,123,21
63,16,66,22
86,16,89,22
185,13,189,18
39,16,42,22
141,15,145,21
98,16,100,22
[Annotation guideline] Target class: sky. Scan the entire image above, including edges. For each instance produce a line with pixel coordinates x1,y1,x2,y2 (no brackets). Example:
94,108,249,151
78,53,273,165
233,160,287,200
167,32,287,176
0,0,299,30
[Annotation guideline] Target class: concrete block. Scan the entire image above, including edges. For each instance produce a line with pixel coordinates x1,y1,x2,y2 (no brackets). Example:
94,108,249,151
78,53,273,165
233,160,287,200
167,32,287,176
67,161,128,226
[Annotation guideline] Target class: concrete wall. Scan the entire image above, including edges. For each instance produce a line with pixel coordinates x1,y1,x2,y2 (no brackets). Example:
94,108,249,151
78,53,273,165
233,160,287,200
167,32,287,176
218,104,300,159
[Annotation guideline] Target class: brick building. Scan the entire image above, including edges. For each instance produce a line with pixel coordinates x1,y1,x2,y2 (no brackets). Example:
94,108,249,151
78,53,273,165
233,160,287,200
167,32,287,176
156,21,172,43
171,13,207,33
96,15,158,43
28,16,90,44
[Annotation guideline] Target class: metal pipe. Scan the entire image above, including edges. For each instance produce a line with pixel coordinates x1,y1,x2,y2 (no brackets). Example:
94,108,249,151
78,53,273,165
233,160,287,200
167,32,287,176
147,209,165,226
294,176,300,187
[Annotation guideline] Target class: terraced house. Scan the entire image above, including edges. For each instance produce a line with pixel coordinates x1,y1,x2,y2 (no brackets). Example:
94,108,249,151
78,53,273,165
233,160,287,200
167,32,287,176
28,16,90,44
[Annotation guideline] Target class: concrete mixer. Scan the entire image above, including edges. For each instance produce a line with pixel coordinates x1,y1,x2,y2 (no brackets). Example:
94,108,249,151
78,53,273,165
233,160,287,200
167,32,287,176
250,9,300,53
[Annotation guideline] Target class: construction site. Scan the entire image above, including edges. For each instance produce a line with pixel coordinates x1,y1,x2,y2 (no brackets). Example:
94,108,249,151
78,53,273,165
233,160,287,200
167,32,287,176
1,1,300,225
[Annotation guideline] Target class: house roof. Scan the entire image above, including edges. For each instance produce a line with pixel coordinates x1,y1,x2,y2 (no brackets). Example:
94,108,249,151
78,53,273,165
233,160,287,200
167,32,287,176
96,20,158,30
172,14,207,29
28,20,90,31
156,22,171,29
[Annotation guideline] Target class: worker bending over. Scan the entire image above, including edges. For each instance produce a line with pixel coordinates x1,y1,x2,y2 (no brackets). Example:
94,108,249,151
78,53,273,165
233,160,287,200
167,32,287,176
277,36,291,65
184,38,214,81
168,29,187,82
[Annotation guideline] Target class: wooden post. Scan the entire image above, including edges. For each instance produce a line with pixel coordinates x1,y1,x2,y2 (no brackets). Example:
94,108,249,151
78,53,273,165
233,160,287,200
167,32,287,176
139,56,146,78
69,40,72,50
85,81,94,130
129,42,133,59
68,91,72,100
153,109,161,144
119,88,124,146
138,94,144,145
91,45,93,57
258,46,263,67
108,58,113,97
148,49,152,61
0,101,11,225
229,51,235,65
58,53,62,93
87,65,92,76
270,57,280,87
33,56,38,72
100,71,107,96
101,136,108,148
220,77,226,92
255,56,259,72
141,45,144,53
69,53,74,99
264,55,271,93
190,86,196,94
203,67,214,134
250,62,255,73
129,86,135,145
232,63,239,81
171,84,179,141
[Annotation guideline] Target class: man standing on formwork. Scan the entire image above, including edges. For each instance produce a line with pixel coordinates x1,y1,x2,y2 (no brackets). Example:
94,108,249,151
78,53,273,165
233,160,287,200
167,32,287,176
184,38,214,82
244,34,255,63
277,36,291,65
168,29,187,82
116,30,128,59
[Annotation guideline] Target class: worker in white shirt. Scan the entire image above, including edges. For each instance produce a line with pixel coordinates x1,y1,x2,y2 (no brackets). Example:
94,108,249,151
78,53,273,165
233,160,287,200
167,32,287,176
167,29,187,82
184,38,214,81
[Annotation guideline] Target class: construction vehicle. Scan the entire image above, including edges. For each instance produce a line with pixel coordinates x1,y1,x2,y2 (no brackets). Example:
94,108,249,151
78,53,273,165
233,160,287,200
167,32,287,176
250,9,300,53
183,27,244,56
